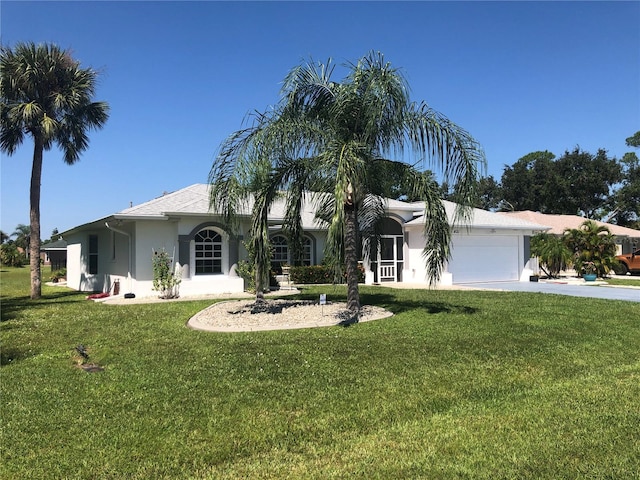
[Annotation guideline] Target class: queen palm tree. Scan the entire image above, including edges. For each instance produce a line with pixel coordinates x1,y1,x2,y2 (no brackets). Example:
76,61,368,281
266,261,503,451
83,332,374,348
211,52,484,317
1,42,109,299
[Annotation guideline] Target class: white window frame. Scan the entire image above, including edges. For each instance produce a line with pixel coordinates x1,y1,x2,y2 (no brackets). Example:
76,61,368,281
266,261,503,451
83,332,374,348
190,227,227,276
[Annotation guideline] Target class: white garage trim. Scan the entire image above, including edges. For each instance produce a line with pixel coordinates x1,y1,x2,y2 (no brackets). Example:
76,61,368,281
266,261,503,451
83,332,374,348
448,235,520,283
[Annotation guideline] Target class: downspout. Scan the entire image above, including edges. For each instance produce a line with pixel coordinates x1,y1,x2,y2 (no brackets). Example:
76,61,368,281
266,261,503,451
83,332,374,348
105,222,135,298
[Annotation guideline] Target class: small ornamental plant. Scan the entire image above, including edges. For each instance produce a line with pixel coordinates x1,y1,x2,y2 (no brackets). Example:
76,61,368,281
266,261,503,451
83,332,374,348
582,261,597,275
152,249,181,299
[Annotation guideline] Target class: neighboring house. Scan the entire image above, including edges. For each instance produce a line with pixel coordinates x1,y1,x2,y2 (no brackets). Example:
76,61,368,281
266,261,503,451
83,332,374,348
41,239,67,270
60,184,549,298
500,211,640,255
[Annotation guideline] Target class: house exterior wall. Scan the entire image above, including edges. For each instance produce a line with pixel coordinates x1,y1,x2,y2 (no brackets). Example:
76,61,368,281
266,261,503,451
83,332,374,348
400,226,454,285
65,241,83,291
124,219,245,298
65,227,125,293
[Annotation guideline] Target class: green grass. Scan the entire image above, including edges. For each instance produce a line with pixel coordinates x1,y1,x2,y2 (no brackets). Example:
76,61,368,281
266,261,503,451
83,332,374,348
2,267,639,479
605,277,640,287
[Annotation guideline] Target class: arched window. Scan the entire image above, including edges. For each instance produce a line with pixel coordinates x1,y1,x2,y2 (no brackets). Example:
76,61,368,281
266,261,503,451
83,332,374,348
271,235,289,265
271,234,314,266
194,228,223,274
302,236,313,266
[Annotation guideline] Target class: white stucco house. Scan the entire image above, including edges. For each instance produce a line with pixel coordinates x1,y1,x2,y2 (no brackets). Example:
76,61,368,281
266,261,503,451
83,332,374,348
60,184,549,298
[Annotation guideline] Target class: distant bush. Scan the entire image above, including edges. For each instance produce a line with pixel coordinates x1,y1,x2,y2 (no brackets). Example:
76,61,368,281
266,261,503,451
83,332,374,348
0,242,26,267
50,268,67,282
290,265,365,284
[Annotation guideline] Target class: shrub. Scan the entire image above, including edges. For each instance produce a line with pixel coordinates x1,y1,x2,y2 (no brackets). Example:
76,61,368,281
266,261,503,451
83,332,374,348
152,249,181,299
50,268,67,283
237,259,277,293
0,242,26,267
563,220,618,278
290,264,365,284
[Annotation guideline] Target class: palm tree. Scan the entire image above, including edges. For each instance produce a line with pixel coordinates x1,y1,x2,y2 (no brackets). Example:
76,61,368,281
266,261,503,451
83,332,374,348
563,220,617,277
210,52,484,317
530,232,572,278
1,42,109,299
11,224,30,251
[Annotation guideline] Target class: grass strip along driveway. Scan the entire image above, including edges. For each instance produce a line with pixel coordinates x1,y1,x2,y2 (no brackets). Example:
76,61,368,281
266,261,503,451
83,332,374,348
2,267,639,479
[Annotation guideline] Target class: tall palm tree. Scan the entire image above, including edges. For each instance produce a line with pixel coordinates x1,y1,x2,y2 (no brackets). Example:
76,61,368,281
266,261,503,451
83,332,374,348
211,52,485,316
1,42,109,299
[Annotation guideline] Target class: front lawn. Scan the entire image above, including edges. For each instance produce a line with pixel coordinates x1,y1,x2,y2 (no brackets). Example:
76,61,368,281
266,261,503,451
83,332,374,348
2,267,639,479
605,277,640,287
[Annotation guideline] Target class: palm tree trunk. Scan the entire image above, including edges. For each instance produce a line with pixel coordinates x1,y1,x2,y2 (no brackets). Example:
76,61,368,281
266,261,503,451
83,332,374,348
344,202,360,316
30,137,43,300
255,266,265,304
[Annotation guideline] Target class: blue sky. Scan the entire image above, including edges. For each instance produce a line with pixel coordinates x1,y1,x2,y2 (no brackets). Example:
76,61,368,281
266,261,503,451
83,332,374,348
1,1,639,239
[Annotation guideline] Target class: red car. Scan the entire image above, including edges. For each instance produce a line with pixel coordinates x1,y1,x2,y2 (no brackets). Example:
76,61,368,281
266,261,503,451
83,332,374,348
615,249,640,275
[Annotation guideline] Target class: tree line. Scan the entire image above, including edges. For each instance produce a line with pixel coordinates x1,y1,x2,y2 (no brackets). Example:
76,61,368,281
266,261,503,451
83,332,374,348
439,133,640,228
0,225,61,267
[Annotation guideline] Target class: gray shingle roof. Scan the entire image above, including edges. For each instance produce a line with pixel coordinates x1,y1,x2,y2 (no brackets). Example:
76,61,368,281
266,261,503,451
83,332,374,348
406,201,551,230
116,184,325,229
68,184,552,233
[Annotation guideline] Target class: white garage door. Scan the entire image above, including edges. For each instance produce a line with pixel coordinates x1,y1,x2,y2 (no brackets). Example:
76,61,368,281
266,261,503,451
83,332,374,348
448,235,520,283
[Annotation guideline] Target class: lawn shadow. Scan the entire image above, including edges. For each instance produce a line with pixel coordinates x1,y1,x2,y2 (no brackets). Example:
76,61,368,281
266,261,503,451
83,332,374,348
290,288,479,317
1,290,83,323
361,291,478,316
0,345,32,366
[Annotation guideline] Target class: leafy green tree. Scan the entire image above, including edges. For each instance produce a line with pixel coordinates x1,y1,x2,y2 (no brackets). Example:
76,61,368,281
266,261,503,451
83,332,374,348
49,228,60,243
0,230,8,243
563,220,617,278
500,151,556,212
474,175,502,211
210,52,485,316
607,133,640,228
552,148,621,218
500,148,621,217
607,152,640,228
1,42,109,299
626,131,640,148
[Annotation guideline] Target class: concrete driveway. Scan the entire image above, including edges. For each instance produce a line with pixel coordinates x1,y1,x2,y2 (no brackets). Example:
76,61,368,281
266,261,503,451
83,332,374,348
457,280,640,303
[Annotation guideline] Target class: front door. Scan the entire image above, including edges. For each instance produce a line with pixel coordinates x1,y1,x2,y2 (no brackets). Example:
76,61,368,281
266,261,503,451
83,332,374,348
378,236,403,282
